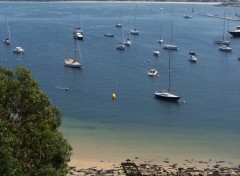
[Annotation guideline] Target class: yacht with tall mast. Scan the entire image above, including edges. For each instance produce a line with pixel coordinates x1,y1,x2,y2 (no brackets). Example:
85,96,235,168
214,14,230,45
163,22,179,50
3,18,11,45
116,27,126,50
64,40,83,68
154,50,180,101
130,5,140,35
125,22,131,46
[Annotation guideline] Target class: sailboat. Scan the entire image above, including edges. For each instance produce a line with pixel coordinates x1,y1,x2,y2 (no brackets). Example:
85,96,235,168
153,41,160,56
154,50,181,101
115,11,122,28
116,26,126,50
163,22,179,51
214,14,230,45
124,22,131,46
130,5,140,35
64,40,82,68
3,18,11,45
158,24,164,44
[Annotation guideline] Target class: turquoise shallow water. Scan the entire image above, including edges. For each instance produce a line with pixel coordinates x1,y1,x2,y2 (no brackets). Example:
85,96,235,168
0,2,240,166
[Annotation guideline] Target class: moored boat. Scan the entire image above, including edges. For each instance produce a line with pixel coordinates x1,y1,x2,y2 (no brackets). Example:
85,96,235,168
189,52,198,62
228,26,240,37
13,47,24,54
148,69,158,76
219,44,232,52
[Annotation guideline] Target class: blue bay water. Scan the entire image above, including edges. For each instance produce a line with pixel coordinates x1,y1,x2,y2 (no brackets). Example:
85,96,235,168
0,2,240,166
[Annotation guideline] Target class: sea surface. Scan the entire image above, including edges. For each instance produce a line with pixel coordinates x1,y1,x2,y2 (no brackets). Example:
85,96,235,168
1,2,240,167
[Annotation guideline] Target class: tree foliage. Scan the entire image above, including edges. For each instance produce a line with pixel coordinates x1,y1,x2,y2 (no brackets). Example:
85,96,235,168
0,66,72,176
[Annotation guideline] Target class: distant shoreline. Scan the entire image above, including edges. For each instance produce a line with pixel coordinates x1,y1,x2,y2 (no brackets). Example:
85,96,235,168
0,1,221,5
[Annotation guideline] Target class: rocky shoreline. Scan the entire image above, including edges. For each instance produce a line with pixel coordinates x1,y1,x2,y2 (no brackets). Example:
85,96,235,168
68,160,240,176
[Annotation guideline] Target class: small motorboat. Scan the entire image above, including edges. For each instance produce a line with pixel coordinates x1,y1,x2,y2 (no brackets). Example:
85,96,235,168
189,52,198,62
73,27,84,40
3,38,11,45
153,50,160,56
158,37,164,43
148,69,158,76
124,38,131,46
13,47,24,54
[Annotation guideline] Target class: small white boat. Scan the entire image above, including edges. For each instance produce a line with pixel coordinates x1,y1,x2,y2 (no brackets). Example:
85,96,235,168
130,29,140,35
153,50,160,56
116,44,126,50
189,52,198,62
158,37,164,44
73,32,84,40
104,33,114,37
13,47,24,54
125,38,131,46
163,44,179,50
115,22,122,28
219,44,232,52
3,38,11,45
184,15,192,19
148,69,158,76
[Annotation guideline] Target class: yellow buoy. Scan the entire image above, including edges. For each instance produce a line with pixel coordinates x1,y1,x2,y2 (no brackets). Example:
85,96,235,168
112,93,116,100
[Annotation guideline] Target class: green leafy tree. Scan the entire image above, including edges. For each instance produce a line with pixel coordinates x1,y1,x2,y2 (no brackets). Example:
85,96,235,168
0,66,72,176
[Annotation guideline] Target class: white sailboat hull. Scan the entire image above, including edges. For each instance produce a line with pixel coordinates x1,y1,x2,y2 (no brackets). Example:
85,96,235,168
64,59,82,68
130,29,140,35
163,44,179,50
154,91,180,101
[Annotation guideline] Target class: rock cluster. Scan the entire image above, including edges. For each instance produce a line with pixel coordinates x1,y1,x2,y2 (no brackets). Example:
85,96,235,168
68,161,240,176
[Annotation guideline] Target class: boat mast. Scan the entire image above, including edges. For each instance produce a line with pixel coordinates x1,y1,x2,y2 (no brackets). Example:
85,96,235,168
77,40,83,64
168,50,171,93
134,4,137,30
7,18,11,42
171,21,174,45
222,13,226,41
74,40,77,61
